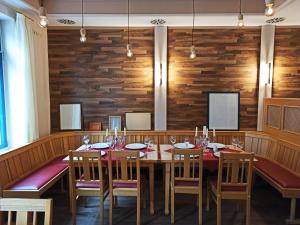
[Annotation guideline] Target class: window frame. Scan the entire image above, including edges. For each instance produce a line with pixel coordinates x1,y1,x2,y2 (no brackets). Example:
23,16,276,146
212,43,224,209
0,35,7,149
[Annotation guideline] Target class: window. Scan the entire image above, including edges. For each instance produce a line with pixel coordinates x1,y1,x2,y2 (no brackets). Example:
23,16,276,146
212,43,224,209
0,35,7,149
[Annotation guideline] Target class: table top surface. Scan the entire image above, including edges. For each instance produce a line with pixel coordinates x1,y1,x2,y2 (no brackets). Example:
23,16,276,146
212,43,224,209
63,143,253,163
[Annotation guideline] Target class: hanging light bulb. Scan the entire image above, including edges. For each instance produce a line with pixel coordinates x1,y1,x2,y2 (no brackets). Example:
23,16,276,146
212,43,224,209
126,44,133,57
190,45,196,59
238,14,244,27
189,0,196,59
79,0,87,43
126,0,133,58
237,0,244,27
265,0,275,16
80,28,87,43
38,6,48,28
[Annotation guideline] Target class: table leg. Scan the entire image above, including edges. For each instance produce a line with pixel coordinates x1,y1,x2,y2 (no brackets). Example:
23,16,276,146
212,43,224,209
165,163,170,215
149,164,155,215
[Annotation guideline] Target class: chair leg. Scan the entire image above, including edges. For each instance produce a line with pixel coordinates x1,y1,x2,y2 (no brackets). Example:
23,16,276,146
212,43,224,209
285,198,300,224
171,188,175,224
198,193,202,225
109,193,113,225
100,195,104,225
246,197,251,225
137,195,141,225
71,194,77,225
206,181,210,211
217,197,221,225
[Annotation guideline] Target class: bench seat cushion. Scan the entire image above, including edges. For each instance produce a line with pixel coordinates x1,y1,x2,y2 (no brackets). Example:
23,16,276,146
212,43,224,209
255,156,300,189
8,156,68,191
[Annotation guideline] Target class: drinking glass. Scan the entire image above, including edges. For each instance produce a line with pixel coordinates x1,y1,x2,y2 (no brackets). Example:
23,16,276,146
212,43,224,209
148,139,154,150
184,137,189,148
144,137,150,149
170,136,176,148
82,135,90,149
232,138,238,149
106,136,114,150
238,140,244,150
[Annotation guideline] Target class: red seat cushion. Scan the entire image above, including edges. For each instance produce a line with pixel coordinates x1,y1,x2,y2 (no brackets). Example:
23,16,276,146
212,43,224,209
76,178,108,189
210,177,246,192
8,156,68,191
113,181,137,188
255,156,300,188
174,180,199,187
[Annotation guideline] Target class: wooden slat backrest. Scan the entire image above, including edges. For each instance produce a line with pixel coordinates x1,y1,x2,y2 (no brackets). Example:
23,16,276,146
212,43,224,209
69,151,104,186
217,152,254,195
171,149,203,184
0,198,52,225
108,150,140,187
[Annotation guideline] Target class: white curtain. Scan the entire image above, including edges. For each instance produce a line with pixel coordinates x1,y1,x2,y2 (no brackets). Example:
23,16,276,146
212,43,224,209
1,13,50,149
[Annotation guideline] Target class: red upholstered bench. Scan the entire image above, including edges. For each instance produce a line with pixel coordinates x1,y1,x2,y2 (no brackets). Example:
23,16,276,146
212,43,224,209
3,156,68,198
254,156,300,224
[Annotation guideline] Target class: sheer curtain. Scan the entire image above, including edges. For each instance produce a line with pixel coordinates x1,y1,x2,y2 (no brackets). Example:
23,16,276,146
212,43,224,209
1,13,50,149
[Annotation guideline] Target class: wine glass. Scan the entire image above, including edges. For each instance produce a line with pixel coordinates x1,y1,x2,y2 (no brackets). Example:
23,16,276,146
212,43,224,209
148,139,154,150
184,137,189,148
82,135,90,150
238,140,244,150
170,136,176,148
144,137,150,150
232,138,238,149
116,136,125,150
106,136,114,150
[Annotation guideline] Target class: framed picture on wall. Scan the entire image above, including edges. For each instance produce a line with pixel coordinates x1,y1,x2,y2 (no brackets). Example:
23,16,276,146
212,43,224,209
59,103,83,130
125,112,151,130
109,116,122,131
208,92,240,131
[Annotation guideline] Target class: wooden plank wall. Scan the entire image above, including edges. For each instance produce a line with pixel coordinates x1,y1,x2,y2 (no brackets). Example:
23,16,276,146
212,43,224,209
48,28,154,132
167,28,261,130
273,28,300,98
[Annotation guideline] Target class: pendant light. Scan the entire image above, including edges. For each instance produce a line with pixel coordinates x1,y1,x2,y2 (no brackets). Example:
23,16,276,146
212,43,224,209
265,0,275,17
38,0,48,28
80,0,87,43
190,0,196,59
126,0,133,57
237,0,244,27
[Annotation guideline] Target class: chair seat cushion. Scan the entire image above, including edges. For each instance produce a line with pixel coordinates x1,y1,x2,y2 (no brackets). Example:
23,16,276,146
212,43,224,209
174,180,199,187
255,156,300,188
8,156,68,191
113,181,137,188
76,178,108,189
210,177,246,192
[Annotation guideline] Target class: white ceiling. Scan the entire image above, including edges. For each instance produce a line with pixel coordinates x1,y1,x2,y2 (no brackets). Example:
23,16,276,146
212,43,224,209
47,0,300,27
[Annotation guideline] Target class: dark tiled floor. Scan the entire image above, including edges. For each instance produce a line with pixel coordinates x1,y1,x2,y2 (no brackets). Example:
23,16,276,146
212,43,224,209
45,176,296,225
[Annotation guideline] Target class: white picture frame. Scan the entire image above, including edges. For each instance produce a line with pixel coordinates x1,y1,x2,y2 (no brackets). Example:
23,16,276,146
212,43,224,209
109,116,122,131
125,112,151,130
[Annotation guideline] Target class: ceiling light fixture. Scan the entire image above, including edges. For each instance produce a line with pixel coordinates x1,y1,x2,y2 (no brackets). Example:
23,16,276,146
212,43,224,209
265,0,275,17
237,0,244,27
80,0,87,43
126,0,133,57
190,0,196,59
38,0,48,28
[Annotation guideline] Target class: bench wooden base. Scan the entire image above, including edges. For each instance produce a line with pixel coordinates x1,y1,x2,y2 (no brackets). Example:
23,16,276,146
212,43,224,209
255,168,300,225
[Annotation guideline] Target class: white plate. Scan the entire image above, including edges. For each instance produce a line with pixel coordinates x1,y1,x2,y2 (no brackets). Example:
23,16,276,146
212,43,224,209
174,143,195,149
125,143,147,150
208,143,225,149
91,143,109,149
127,152,145,159
100,150,106,156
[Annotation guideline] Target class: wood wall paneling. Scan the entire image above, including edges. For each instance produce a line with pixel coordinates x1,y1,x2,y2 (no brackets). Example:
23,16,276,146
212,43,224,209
273,28,300,98
48,28,154,132
167,28,261,130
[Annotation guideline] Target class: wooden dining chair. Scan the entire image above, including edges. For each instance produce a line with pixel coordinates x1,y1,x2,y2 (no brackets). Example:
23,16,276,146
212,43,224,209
206,152,254,225
69,150,108,225
108,150,141,225
171,149,203,225
0,198,52,225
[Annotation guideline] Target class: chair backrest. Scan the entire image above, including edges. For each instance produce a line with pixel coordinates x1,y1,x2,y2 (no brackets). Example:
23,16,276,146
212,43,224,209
217,152,254,195
108,150,140,188
171,149,203,185
88,122,102,131
69,150,104,188
0,198,52,225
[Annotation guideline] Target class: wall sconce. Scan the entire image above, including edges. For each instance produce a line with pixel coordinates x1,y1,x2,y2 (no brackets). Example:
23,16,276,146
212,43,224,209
160,63,163,86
